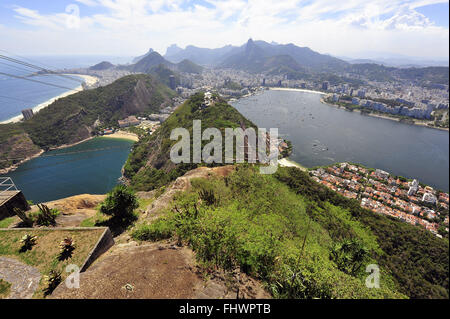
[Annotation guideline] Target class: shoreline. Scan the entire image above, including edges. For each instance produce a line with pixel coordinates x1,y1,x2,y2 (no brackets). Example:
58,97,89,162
0,137,95,174
278,157,307,171
100,131,139,142
0,149,45,175
0,74,99,124
320,97,449,132
0,133,135,175
270,87,326,95
48,136,96,151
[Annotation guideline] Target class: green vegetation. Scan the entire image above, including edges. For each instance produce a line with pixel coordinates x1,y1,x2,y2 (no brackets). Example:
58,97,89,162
124,92,256,191
13,208,33,227
0,228,104,298
100,185,139,220
0,74,175,169
132,165,405,299
20,234,38,252
43,270,62,296
24,74,175,148
0,216,16,228
274,167,449,299
177,59,203,74
31,204,60,226
85,185,140,236
0,279,11,299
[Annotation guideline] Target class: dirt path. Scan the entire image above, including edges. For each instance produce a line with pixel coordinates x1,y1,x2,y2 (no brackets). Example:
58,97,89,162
0,257,41,299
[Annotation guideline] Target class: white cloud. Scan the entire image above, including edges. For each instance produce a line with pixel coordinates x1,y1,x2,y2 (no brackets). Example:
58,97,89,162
1,0,447,59
75,0,99,6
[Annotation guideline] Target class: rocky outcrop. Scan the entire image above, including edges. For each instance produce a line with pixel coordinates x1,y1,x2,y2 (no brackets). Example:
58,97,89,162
0,133,42,172
144,166,235,220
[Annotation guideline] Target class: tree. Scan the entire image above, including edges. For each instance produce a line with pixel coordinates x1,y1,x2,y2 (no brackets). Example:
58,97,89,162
100,185,138,220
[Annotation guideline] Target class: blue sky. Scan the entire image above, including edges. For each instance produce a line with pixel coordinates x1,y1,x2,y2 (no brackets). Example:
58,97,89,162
0,0,448,59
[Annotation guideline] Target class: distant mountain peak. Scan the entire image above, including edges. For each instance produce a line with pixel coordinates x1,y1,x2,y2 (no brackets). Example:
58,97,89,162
165,44,183,57
132,48,155,63
89,61,114,71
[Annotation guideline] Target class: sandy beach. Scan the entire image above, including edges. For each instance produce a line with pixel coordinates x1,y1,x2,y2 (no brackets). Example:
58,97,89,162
278,157,307,171
270,87,325,95
102,131,139,142
0,74,99,124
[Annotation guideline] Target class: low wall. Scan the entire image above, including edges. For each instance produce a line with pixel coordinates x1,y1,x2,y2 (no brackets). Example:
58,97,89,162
0,191,30,220
80,227,114,272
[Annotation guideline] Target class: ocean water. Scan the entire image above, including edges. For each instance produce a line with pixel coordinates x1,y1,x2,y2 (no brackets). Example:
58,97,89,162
0,55,132,122
0,68,84,122
1,137,134,203
232,90,450,192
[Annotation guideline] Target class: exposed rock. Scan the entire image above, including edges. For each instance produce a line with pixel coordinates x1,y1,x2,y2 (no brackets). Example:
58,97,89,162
0,257,41,299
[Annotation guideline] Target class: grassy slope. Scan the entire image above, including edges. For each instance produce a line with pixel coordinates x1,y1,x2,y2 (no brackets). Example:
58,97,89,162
0,279,11,298
132,165,405,299
274,167,449,299
23,74,175,148
124,92,256,191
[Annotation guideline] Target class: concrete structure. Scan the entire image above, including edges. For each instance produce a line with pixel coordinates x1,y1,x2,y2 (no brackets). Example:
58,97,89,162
0,191,30,220
169,75,176,90
374,169,390,180
0,178,30,220
80,227,115,272
422,193,437,205
118,116,140,128
408,179,419,196
21,109,34,121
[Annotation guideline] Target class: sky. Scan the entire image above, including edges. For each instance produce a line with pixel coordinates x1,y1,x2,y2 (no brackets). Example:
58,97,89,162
0,0,448,60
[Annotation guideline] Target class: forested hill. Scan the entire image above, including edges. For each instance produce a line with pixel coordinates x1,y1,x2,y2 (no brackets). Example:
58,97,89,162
0,74,175,170
123,92,256,191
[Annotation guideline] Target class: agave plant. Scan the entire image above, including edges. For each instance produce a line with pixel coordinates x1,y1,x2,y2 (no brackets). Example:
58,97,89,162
13,208,33,227
58,237,75,260
43,270,61,296
19,234,37,251
34,204,59,226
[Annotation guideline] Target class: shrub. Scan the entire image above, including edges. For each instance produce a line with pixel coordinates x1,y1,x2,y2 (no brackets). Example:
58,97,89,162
13,208,33,227
31,204,59,226
100,185,139,219
20,234,37,251
58,237,75,260
132,219,174,241
43,270,61,296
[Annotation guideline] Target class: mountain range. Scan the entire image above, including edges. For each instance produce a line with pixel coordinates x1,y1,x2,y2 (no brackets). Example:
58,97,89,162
161,39,449,84
164,39,347,73
91,39,448,86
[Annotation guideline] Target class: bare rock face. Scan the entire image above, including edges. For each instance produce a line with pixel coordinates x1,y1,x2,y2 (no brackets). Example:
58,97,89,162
0,257,41,299
50,242,270,299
